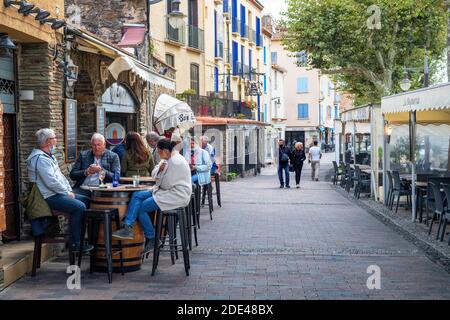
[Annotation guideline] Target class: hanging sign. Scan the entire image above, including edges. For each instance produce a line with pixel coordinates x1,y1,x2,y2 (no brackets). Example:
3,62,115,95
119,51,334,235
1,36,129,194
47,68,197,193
105,123,125,146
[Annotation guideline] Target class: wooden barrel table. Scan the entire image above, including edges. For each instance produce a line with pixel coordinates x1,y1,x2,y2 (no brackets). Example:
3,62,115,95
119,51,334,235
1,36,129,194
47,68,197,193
82,184,153,273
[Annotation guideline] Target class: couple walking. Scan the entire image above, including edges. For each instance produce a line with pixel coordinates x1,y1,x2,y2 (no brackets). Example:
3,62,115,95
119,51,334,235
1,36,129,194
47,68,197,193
278,139,322,188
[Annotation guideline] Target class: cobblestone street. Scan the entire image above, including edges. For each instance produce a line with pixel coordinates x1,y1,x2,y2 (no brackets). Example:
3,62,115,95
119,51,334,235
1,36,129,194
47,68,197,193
1,155,450,300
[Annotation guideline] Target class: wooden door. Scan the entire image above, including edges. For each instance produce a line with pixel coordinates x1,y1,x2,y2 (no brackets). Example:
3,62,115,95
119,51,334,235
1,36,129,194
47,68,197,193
2,114,19,240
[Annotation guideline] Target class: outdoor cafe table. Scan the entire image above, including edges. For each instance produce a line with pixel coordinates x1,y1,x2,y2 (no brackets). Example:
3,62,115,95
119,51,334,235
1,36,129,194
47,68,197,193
81,184,154,273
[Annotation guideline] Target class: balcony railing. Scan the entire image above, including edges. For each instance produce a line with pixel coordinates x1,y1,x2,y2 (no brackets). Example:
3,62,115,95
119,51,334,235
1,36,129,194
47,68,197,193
188,25,204,51
166,18,185,44
232,18,241,34
215,40,224,59
241,24,248,38
249,28,256,44
224,47,231,65
256,34,262,47
180,94,253,119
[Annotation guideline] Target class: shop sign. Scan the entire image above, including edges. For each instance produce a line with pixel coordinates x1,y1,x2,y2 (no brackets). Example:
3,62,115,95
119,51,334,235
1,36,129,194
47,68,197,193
105,123,125,145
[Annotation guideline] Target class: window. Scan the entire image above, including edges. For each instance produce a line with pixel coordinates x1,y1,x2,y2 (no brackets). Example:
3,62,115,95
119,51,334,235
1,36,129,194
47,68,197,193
274,71,278,90
232,40,239,75
328,105,332,119
328,81,332,96
190,63,200,94
334,105,339,119
297,104,309,119
296,77,308,93
297,51,307,66
165,53,175,67
214,66,219,93
264,74,267,93
271,52,278,65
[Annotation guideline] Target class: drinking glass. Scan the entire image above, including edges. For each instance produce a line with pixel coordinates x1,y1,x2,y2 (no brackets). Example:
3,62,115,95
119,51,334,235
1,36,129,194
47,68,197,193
99,169,106,187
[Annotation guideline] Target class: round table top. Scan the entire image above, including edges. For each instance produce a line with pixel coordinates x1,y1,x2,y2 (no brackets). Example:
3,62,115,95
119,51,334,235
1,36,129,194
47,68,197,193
119,177,156,183
80,183,153,192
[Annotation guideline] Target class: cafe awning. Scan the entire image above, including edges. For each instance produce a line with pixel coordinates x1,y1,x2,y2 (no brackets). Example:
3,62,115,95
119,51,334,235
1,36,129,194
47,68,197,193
341,105,371,123
382,83,450,123
153,94,196,137
67,25,175,90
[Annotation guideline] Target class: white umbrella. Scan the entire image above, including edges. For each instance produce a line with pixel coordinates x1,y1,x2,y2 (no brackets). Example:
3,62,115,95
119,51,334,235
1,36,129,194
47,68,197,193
153,94,196,139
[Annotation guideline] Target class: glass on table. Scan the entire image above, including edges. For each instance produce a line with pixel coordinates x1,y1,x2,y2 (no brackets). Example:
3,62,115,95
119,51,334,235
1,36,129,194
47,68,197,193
99,169,106,188
132,175,140,187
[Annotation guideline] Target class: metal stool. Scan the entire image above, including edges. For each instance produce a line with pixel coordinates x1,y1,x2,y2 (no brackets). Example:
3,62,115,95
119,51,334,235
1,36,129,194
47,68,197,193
212,172,222,207
151,208,190,276
32,210,87,277
86,209,125,283
201,182,214,220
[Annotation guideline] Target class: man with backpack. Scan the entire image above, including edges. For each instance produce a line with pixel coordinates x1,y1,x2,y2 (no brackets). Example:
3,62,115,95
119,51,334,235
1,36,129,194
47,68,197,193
278,139,291,188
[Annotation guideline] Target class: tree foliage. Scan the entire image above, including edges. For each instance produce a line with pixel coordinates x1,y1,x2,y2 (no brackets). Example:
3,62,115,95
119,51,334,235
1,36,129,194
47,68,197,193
281,0,447,103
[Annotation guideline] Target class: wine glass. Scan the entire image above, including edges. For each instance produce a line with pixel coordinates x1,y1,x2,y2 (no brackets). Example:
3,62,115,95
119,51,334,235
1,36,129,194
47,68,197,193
99,169,106,187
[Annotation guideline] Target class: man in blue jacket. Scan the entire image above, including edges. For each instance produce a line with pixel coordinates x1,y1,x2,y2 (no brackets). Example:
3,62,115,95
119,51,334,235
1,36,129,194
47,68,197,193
278,139,291,188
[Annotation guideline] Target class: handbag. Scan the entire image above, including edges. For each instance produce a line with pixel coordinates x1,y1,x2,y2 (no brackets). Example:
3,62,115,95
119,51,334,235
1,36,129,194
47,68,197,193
289,165,295,172
20,155,52,220
280,152,290,164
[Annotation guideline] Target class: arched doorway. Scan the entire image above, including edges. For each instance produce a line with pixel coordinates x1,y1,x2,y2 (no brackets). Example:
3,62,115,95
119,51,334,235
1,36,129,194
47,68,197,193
101,83,137,147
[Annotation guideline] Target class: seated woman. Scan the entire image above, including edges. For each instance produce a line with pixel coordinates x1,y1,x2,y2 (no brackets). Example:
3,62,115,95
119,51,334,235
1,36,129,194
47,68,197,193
189,137,212,186
112,138,192,253
121,132,155,177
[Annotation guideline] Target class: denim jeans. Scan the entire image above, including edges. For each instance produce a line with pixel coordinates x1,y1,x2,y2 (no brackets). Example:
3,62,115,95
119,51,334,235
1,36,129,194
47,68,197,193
191,174,199,184
123,190,159,239
278,163,290,187
45,193,90,245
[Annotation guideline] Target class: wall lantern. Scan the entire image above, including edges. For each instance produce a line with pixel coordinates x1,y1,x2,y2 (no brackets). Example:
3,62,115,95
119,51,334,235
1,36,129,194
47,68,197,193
0,33,17,50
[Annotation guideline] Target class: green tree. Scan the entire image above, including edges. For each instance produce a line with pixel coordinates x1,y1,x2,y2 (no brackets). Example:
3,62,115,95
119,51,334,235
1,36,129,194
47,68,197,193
282,0,447,102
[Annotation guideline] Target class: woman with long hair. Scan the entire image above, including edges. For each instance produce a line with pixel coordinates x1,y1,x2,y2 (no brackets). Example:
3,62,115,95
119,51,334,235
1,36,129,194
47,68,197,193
113,138,192,253
121,132,155,177
291,142,306,188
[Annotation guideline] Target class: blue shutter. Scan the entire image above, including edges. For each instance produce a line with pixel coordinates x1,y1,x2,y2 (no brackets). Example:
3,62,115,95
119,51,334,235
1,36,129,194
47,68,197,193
263,46,266,64
297,104,309,119
214,67,219,92
264,103,267,122
241,45,245,78
297,77,308,93
214,10,218,57
232,0,237,32
256,17,261,46
232,41,238,76
334,106,338,119
257,95,261,121
240,4,246,37
264,75,267,93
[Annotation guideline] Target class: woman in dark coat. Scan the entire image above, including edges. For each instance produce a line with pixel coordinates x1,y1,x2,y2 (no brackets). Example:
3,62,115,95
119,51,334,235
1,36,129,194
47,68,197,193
291,142,307,188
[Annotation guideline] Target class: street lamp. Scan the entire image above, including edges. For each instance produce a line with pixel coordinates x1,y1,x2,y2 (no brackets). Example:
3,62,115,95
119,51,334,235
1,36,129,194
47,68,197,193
400,72,412,92
0,33,17,50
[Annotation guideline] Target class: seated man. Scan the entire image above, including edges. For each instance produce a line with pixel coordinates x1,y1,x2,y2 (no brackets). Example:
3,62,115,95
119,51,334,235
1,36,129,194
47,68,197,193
190,137,212,186
26,128,92,252
146,131,162,164
200,136,217,174
112,138,192,253
70,133,120,197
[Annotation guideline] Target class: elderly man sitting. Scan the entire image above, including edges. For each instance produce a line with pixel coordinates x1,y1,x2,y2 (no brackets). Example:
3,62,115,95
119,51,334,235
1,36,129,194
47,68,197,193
146,131,162,164
70,133,120,197
26,128,93,252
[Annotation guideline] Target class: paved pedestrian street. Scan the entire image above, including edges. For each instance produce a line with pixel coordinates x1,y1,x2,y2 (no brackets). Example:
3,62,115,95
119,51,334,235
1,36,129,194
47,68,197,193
1,157,450,300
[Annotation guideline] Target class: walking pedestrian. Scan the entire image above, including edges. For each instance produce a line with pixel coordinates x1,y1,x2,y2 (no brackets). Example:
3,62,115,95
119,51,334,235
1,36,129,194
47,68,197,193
291,142,306,188
308,140,322,181
278,139,291,188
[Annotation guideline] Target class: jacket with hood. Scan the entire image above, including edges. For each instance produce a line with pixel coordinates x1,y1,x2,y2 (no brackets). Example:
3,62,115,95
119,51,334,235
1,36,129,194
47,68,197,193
27,149,72,199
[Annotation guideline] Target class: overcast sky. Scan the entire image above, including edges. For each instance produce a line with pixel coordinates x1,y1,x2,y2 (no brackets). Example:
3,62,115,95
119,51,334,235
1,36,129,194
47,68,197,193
260,0,288,20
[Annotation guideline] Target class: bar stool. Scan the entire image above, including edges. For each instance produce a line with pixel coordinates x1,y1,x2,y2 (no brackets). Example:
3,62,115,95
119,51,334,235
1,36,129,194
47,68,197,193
86,208,125,283
212,172,222,207
187,184,199,249
32,210,88,277
151,208,190,276
201,182,214,220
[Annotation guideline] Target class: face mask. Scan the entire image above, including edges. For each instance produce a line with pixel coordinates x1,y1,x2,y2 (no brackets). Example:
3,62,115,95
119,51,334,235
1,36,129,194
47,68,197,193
50,145,56,155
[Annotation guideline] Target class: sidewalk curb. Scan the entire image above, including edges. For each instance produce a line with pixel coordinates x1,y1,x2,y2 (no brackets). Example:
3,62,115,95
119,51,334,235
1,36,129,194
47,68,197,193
331,184,450,274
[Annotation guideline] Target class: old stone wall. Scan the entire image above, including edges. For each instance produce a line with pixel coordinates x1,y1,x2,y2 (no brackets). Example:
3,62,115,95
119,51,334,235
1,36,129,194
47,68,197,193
65,0,147,44
0,103,4,235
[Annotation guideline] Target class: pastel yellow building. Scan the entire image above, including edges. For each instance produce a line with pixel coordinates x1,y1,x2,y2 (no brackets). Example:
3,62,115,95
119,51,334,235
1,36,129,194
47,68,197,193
150,0,265,120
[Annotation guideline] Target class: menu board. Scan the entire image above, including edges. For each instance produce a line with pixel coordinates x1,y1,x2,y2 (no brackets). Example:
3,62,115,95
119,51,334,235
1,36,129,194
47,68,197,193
65,99,77,162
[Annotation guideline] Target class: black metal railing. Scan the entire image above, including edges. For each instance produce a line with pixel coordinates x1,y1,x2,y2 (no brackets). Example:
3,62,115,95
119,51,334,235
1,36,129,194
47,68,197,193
180,94,253,119
188,24,204,51
166,19,185,44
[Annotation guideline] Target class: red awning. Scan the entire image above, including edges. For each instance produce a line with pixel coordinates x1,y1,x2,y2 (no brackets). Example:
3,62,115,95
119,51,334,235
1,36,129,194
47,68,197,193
118,25,146,48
